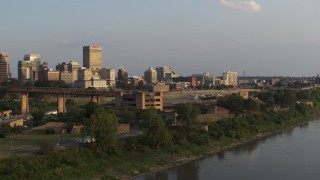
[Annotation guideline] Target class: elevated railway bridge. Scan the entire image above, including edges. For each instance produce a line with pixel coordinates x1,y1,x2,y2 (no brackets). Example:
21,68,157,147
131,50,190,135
8,87,117,114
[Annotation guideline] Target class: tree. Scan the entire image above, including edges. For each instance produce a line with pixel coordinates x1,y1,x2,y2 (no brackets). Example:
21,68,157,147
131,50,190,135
140,109,172,149
81,102,99,118
217,94,244,115
61,106,85,122
120,108,137,123
31,111,45,127
66,99,75,108
83,107,119,155
274,90,296,107
0,123,12,137
176,103,200,137
0,86,9,102
296,90,311,101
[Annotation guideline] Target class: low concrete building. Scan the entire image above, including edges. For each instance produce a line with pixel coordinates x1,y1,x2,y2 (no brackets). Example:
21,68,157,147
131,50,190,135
0,117,24,128
0,110,12,118
6,118,24,127
115,91,163,110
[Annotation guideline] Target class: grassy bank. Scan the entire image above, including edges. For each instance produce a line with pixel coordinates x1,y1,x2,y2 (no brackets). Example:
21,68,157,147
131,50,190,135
1,105,319,180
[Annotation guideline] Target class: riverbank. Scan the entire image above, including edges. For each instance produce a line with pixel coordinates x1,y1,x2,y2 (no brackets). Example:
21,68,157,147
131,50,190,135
2,89,320,179
132,109,320,180
0,109,316,180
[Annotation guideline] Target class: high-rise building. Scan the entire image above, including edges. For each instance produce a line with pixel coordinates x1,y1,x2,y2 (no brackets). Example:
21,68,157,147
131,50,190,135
223,71,238,86
117,67,128,83
99,68,116,88
56,60,80,83
144,67,157,84
2,53,11,79
78,68,100,81
68,60,80,82
156,66,173,82
18,54,41,81
38,62,49,81
83,45,102,70
0,53,10,82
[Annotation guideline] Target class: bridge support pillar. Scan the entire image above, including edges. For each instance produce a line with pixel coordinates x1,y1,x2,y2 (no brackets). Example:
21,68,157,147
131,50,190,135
21,92,29,114
91,96,100,105
57,95,67,113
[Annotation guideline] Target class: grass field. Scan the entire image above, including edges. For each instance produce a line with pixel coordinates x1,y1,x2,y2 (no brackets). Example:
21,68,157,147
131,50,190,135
0,130,81,150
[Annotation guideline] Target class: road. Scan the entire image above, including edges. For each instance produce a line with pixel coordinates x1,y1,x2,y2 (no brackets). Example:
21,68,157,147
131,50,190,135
0,141,78,154
0,125,142,154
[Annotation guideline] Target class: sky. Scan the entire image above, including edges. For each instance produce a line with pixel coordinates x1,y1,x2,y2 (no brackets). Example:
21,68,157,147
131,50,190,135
1,0,320,78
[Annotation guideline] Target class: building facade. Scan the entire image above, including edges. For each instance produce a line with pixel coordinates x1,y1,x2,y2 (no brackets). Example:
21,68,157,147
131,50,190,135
83,45,102,70
144,67,157,84
68,60,79,82
223,71,238,86
74,79,107,89
0,53,10,82
115,91,163,110
46,70,60,81
172,76,197,87
117,67,128,83
18,54,41,81
156,66,173,82
99,68,116,88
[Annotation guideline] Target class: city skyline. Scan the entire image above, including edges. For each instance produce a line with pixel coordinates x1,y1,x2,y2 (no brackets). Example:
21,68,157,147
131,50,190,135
1,0,320,77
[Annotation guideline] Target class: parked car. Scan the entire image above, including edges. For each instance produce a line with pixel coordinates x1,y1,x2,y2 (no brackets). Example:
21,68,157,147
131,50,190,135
76,136,96,144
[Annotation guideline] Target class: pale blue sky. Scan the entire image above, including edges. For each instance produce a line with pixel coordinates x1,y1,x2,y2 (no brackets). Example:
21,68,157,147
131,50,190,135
1,0,320,77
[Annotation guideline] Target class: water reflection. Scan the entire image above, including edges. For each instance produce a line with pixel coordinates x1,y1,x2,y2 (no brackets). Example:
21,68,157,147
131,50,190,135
138,119,320,180
144,173,168,180
141,161,199,180
298,122,309,130
176,161,199,180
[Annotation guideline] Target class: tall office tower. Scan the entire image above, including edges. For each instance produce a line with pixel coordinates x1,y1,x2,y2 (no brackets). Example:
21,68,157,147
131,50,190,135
1,53,10,79
0,53,10,82
156,66,173,82
38,62,49,81
223,71,238,86
144,67,157,84
117,67,128,83
18,54,41,81
68,60,80,82
83,45,102,70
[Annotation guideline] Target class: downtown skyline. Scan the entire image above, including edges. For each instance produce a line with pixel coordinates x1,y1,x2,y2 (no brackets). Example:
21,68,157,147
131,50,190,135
1,0,320,77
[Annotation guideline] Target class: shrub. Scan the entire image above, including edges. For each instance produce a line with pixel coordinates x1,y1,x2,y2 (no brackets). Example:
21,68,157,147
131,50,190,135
0,133,5,138
0,123,12,135
188,132,209,145
38,143,56,155
45,128,55,134
11,126,25,134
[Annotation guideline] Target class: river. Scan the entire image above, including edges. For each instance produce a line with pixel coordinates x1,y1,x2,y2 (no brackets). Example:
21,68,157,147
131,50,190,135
135,118,320,180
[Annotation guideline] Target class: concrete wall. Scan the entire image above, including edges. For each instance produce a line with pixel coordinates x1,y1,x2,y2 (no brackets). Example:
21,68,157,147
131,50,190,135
0,110,12,118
